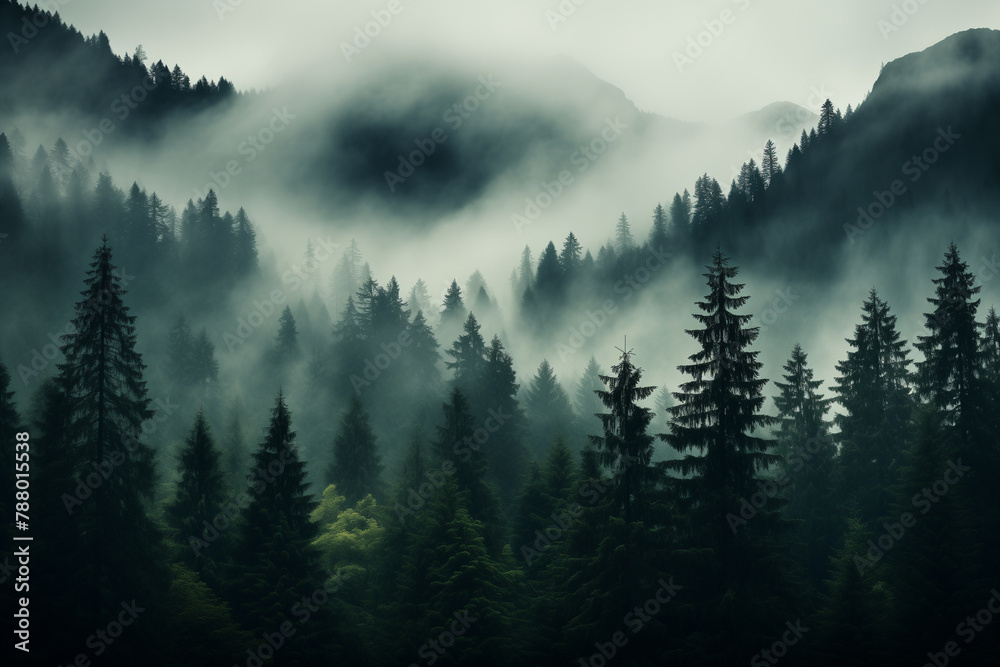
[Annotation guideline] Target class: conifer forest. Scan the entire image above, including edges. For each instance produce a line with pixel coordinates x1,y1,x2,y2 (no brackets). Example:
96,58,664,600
1,1,1000,665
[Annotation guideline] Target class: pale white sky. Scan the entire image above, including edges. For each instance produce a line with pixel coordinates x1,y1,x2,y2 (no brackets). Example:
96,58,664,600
54,0,1000,123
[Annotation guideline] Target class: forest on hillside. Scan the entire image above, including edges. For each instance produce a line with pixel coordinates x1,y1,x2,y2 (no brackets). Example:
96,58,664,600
2,1,1000,666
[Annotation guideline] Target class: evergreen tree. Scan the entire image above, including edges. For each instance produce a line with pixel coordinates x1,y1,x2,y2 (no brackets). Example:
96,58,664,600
230,392,322,661
772,344,838,584
232,207,257,275
818,99,839,136
441,279,466,326
761,139,781,187
665,250,783,572
559,232,583,279
915,244,984,443
274,305,301,360
534,241,564,305
833,289,913,527
515,245,535,297
326,392,385,504
649,203,669,249
445,313,489,404
53,238,170,650
524,360,577,458
481,335,527,502
191,327,219,385
404,309,442,393
167,411,228,581
614,212,635,254
591,348,656,524
432,388,504,554
407,279,432,321
983,307,1000,406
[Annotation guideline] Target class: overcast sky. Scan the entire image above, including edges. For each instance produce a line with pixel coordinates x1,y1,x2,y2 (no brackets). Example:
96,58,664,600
55,0,1000,122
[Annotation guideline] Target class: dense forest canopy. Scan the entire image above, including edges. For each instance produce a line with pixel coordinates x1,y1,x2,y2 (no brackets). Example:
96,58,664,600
1,1,999,665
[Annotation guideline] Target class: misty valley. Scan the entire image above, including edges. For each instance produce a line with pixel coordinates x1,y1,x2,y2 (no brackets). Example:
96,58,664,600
1,1,1000,666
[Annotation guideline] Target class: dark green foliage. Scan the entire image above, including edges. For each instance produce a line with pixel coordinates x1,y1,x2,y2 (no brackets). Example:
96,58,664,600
29,240,172,661
274,305,301,360
915,244,985,443
523,359,576,459
773,344,838,585
591,349,657,524
229,392,323,661
833,289,913,527
326,392,385,504
441,279,466,326
167,411,228,581
432,388,505,553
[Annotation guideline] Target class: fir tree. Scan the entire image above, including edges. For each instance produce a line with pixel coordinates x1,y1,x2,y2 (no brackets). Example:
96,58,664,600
772,344,838,584
230,392,322,660
524,360,577,458
167,411,228,580
534,241,564,305
915,244,984,443
445,313,489,404
441,279,466,326
761,139,781,187
275,305,300,360
649,203,669,249
664,250,786,619
833,289,913,527
591,347,657,524
559,232,583,279
326,392,385,504
614,212,635,254
479,335,526,502
53,238,169,649
432,388,504,554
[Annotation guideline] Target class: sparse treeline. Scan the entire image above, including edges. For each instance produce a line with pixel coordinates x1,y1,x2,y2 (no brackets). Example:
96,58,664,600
1,230,998,665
